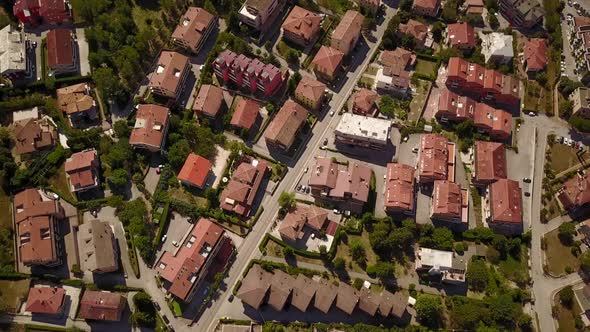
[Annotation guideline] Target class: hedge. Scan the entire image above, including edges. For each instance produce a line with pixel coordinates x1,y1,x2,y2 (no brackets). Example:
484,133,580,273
168,198,251,229
153,201,171,246
260,233,324,259
60,279,85,287
25,324,66,332
249,206,264,227
412,72,436,82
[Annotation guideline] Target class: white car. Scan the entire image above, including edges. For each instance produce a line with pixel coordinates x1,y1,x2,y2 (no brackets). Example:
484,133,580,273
161,234,167,243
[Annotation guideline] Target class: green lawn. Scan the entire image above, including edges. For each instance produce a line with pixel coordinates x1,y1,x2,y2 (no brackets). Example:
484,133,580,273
498,246,530,286
48,164,76,203
550,143,587,173
169,187,209,209
335,230,377,274
545,228,580,276
316,0,353,14
414,59,438,77
0,186,11,230
523,81,547,114
364,65,379,76
131,5,163,34
408,79,431,123
544,195,563,220
0,279,30,313
265,240,324,266
555,288,582,332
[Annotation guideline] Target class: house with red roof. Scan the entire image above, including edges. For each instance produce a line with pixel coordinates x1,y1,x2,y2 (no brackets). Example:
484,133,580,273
281,6,322,47
64,148,100,193
294,76,327,111
350,88,379,116
473,103,512,140
148,51,191,100
473,141,507,186
46,29,77,76
278,203,329,242
79,291,126,321
435,89,476,122
312,46,344,82
25,286,65,315
523,38,548,76
264,100,308,151
558,173,590,212
418,134,456,183
13,0,71,25
384,163,416,215
155,218,230,302
13,188,65,267
331,10,364,56
177,153,212,189
193,84,224,119
431,180,468,224
398,19,432,49
412,0,440,17
446,23,476,51
230,97,260,133
220,157,268,217
172,7,216,54
485,178,523,235
129,104,170,152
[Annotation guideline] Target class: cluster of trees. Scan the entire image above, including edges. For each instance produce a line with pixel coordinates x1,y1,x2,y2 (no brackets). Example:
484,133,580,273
130,292,157,328
99,132,137,192
116,198,153,261
379,95,409,120
381,0,419,51
451,119,490,152
418,225,454,251
0,128,16,192
369,218,417,260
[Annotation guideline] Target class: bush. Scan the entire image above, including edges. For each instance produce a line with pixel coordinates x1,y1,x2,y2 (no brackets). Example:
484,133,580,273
560,286,574,308
352,278,363,290
333,257,346,270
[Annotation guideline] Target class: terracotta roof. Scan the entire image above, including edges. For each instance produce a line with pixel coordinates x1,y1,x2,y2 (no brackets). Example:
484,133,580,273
282,6,322,42
291,274,318,312
351,88,378,115
436,88,476,120
473,103,512,139
129,104,169,150
148,51,189,95
474,141,507,184
413,0,440,10
385,163,416,212
378,48,416,68
295,76,326,106
78,220,118,273
56,83,94,115
46,29,73,67
419,134,450,181
447,23,476,48
25,287,65,314
177,153,211,188
358,288,380,316
331,10,363,51
523,38,548,72
314,278,337,313
465,0,485,13
331,162,372,203
219,159,268,216
378,290,407,318
489,178,522,224
268,269,295,311
65,149,98,190
559,173,590,210
193,84,224,118
11,118,56,155
399,19,428,41
79,291,125,321
237,264,272,309
264,100,308,149
336,282,359,315
432,180,463,219
156,218,224,301
230,97,260,130
312,46,344,76
278,204,329,241
308,157,339,189
306,204,329,230
14,0,71,24
171,7,215,49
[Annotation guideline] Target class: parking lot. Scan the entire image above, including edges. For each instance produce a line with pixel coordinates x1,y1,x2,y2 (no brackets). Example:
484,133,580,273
561,2,590,81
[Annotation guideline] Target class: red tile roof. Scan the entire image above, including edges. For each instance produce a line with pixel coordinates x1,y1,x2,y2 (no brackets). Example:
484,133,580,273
436,89,476,121
474,141,506,184
237,264,272,309
308,157,339,189
465,0,485,14
295,76,326,107
473,103,512,139
431,180,464,221
26,287,65,314
177,153,212,188
56,84,94,115
331,162,373,203
312,46,344,77
148,51,189,95
65,149,98,190
264,100,308,149
230,97,260,130
489,179,522,224
378,48,416,68
220,158,268,216
385,163,416,212
278,203,329,241
523,38,548,72
79,291,125,321
171,7,215,50
193,84,224,118
46,29,73,68
559,173,590,210
129,104,169,150
413,0,440,11
282,6,322,42
14,0,71,24
418,134,450,182
399,19,428,42
156,218,224,301
447,23,476,48
331,10,363,53
11,118,57,155
351,88,378,116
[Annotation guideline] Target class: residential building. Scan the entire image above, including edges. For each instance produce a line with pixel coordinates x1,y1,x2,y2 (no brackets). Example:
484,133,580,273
465,0,485,16
314,278,338,313
0,25,27,79
572,17,590,74
230,97,260,133
13,0,71,25
46,29,76,76
308,157,373,214
334,113,391,149
281,6,322,47
268,269,295,311
523,38,548,75
350,88,378,116
156,218,229,302
418,134,456,183
473,103,512,140
213,50,284,97
412,0,440,17
56,83,98,128
239,0,280,30
431,180,468,224
172,7,215,54
355,0,380,14
479,32,514,64
148,51,190,100
378,48,416,69
331,10,363,56
446,23,476,51
177,153,212,189
294,76,327,111
435,88,476,122
482,68,520,105
64,149,100,193
398,19,432,49
558,173,590,211
358,287,379,317
193,84,224,119
376,62,411,96
498,0,544,29
291,274,318,312
14,188,65,267
237,264,273,309
380,290,408,319
10,117,57,158
415,247,466,284
571,87,590,119
336,282,359,315
473,141,507,186
278,204,329,242
129,104,170,152
264,100,308,151
79,291,125,321
485,178,523,235
385,163,416,215
25,287,65,315
220,157,268,217
312,46,344,82
77,220,118,274
12,107,39,122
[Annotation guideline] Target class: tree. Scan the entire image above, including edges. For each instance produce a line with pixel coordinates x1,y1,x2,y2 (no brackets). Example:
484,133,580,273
466,258,489,292
581,251,590,271
278,191,296,209
94,67,125,103
431,21,445,42
349,240,366,266
488,294,521,328
378,95,396,118
558,222,576,246
487,11,499,30
168,139,191,170
442,0,458,22
227,12,240,33
109,168,129,190
204,0,217,15
113,120,130,138
415,294,442,328
559,100,573,118
285,49,299,64
368,261,395,278
333,257,346,270
559,286,574,308
352,278,363,290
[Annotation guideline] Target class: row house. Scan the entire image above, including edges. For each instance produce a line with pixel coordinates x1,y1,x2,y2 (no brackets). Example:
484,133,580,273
417,134,456,184
384,163,416,215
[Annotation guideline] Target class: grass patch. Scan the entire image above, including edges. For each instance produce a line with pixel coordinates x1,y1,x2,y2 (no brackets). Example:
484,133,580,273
523,81,547,114
545,228,580,276
0,186,11,230
470,186,483,227
364,65,378,76
316,0,353,14
169,187,210,209
408,79,431,123
69,0,87,24
265,240,325,266
555,288,583,332
497,246,530,286
544,195,562,220
414,59,437,77
358,76,375,88
335,230,377,273
550,143,587,173
131,5,163,33
47,164,76,203
0,279,30,313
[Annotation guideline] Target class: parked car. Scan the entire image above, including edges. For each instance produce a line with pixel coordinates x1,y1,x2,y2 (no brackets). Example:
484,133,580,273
523,178,531,183
297,184,302,191
161,234,167,243
306,186,311,194
172,241,179,247
412,147,419,153
524,192,531,197
162,315,170,324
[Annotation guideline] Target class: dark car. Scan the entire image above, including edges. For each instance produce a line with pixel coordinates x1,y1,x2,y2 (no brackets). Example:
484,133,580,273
524,192,531,197
228,294,234,302
162,315,170,324
523,178,531,183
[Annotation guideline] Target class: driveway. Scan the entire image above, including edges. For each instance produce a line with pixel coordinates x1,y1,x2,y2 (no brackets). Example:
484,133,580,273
75,28,91,76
